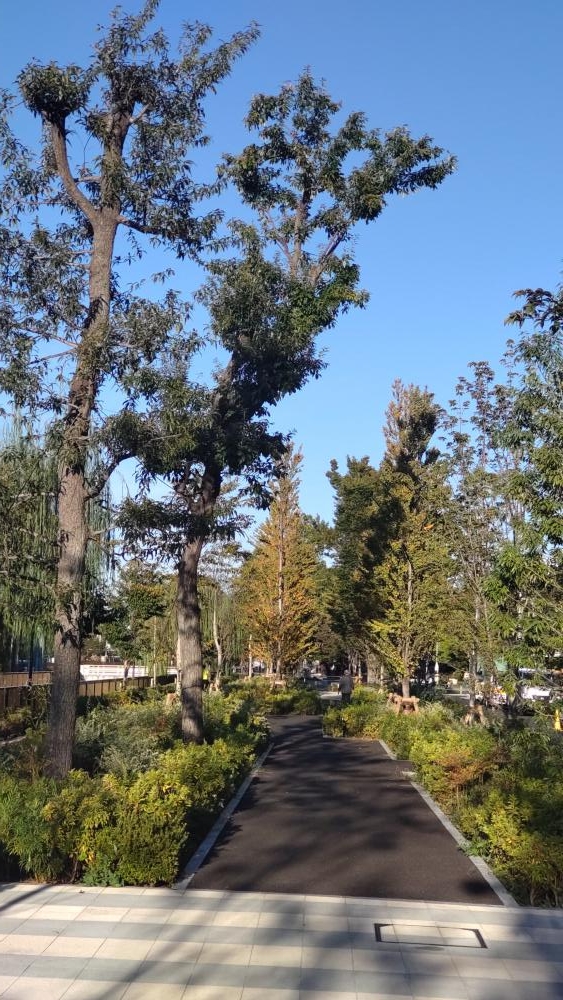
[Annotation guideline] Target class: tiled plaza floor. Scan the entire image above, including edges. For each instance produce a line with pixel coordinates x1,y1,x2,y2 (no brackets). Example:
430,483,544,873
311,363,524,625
0,882,562,999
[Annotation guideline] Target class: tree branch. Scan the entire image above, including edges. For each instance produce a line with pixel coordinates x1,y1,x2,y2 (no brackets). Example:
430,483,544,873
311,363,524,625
49,122,98,226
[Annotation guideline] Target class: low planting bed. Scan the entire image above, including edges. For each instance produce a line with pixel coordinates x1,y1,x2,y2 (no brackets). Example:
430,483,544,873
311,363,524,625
0,688,268,886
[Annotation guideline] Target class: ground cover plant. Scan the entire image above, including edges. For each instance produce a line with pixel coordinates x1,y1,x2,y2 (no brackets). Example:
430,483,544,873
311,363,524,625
0,688,268,886
324,689,563,906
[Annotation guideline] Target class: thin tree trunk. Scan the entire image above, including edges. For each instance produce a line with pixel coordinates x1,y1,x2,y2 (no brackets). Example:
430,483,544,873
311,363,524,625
401,556,413,698
366,650,378,687
212,589,223,685
177,538,205,742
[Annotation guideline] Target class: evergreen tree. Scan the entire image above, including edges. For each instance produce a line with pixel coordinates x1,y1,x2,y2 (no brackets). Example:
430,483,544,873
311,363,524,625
369,381,453,696
327,456,391,674
238,450,323,674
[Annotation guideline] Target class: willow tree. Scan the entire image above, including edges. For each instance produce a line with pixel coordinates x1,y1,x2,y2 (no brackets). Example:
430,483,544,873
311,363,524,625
120,72,456,740
0,422,57,669
0,2,258,776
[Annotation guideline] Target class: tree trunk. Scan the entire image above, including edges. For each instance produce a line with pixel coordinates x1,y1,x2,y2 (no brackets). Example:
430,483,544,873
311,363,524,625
177,538,205,742
45,466,87,777
401,673,411,698
366,650,378,687
42,109,125,777
212,589,223,681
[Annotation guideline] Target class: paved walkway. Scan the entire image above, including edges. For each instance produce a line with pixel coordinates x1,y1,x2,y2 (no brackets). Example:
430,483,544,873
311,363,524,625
1,718,562,998
1,883,563,999
189,717,501,903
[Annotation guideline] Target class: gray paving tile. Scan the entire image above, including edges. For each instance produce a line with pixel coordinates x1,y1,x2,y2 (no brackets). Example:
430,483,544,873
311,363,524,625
6,918,72,936
351,949,406,973
61,982,129,999
243,964,301,990
184,987,243,999
217,898,262,913
353,970,413,995
464,980,563,1000
21,955,89,979
253,928,303,947
0,920,26,935
62,921,121,938
204,926,258,945
0,956,35,977
98,921,166,941
158,925,209,944
303,901,350,917
350,930,384,950
254,899,304,914
133,960,196,985
505,959,563,982
77,958,145,983
188,962,248,988
2,975,71,999
178,897,228,911
299,966,356,992
401,951,457,975
302,930,354,949
407,973,470,998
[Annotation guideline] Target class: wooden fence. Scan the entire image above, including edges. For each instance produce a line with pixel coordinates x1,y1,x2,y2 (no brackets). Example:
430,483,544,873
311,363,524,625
0,672,161,714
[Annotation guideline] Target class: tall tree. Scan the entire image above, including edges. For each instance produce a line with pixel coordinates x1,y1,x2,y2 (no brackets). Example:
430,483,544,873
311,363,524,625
442,363,513,700
0,2,258,775
199,539,247,683
487,285,563,675
120,72,456,739
238,450,322,674
327,456,389,674
369,381,452,696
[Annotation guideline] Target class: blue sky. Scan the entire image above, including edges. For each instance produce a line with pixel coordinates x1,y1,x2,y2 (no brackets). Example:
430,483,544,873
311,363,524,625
3,0,563,524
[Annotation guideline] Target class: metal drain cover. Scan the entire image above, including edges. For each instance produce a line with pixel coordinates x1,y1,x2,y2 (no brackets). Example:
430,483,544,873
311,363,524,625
374,922,486,948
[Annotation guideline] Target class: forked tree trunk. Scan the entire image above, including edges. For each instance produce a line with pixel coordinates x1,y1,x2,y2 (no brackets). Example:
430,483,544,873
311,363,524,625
177,539,205,742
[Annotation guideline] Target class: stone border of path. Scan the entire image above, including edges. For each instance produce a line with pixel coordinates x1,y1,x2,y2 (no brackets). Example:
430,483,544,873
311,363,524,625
176,726,518,907
378,738,518,908
174,741,274,890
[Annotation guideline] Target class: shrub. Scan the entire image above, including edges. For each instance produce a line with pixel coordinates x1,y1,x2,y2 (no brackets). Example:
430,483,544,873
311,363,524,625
409,725,499,806
0,707,33,740
0,734,260,886
73,700,181,776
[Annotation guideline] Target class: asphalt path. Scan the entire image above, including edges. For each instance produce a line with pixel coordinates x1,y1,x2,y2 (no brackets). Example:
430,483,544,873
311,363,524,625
189,716,501,904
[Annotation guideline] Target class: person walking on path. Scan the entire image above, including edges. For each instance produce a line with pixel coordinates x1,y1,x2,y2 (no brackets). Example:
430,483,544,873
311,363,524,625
339,668,353,704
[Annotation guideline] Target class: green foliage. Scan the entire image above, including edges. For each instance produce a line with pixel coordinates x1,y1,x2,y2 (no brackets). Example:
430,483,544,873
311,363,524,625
223,677,321,716
0,706,33,740
73,699,181,776
0,728,260,886
408,725,499,805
